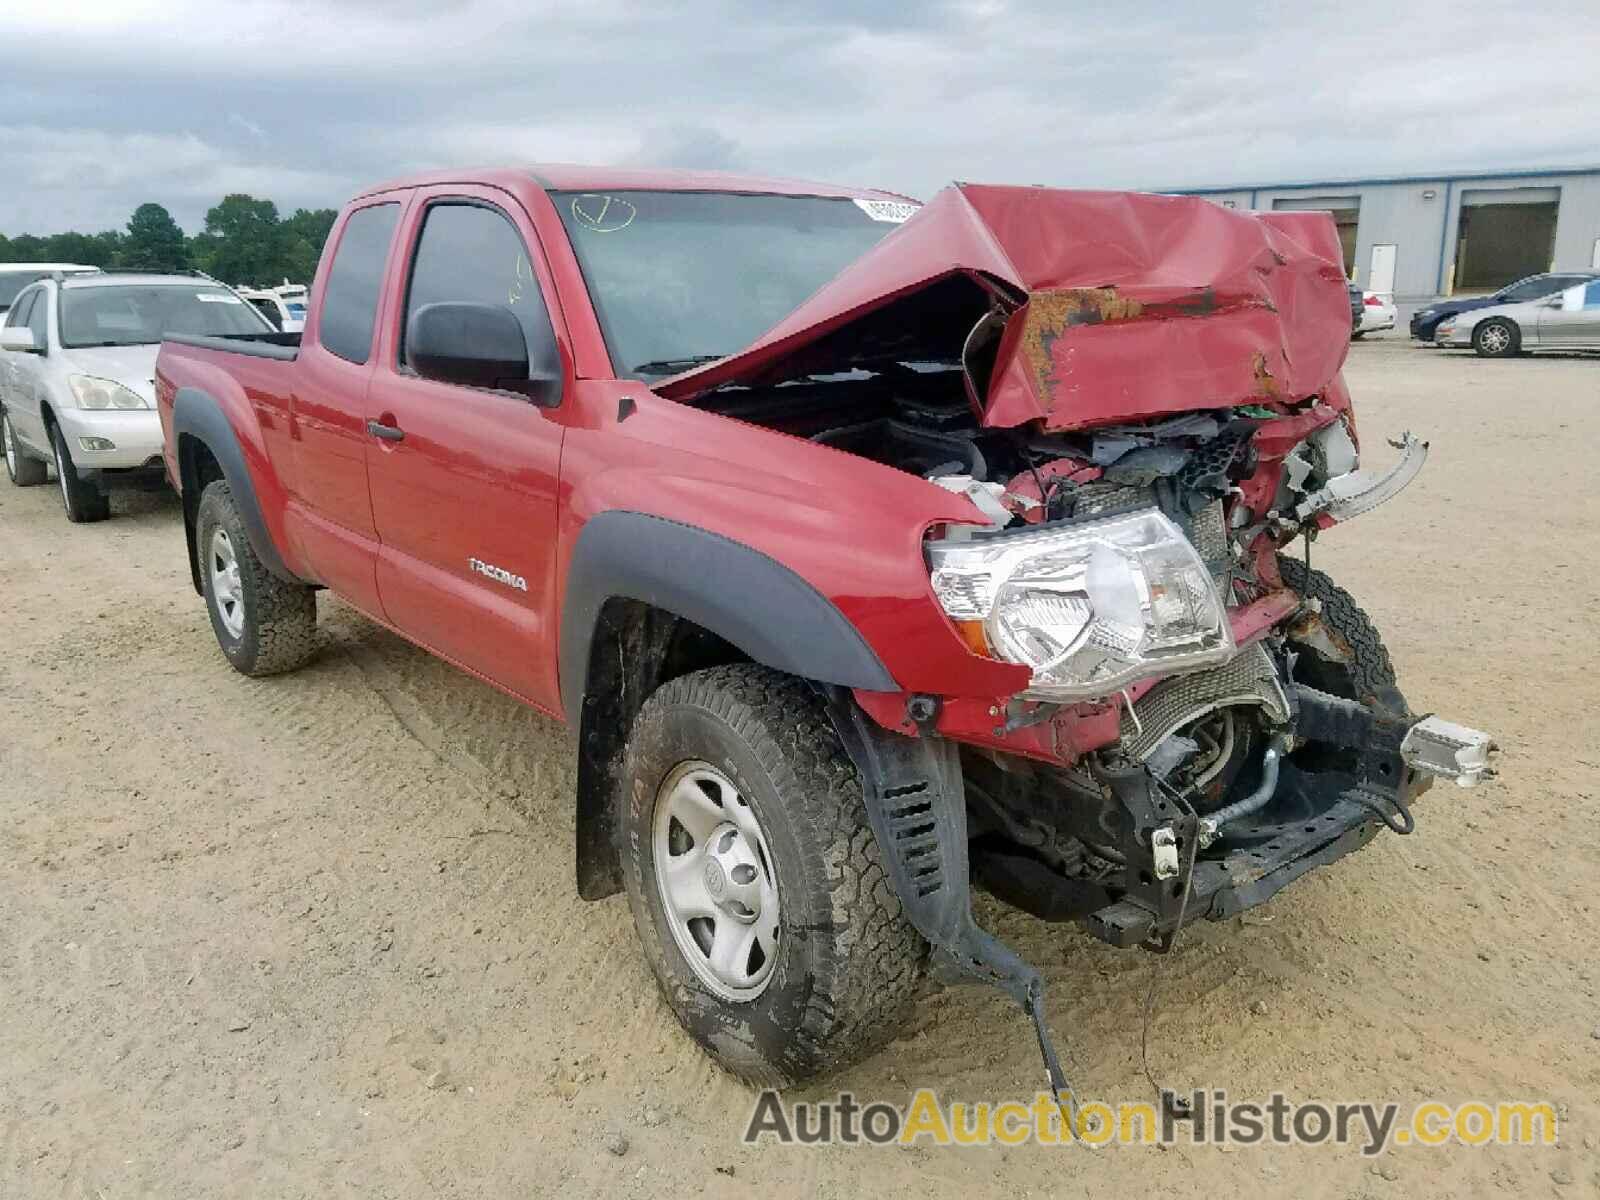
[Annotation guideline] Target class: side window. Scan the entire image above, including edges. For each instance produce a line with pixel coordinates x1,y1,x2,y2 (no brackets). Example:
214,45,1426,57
8,288,37,329
1585,280,1600,309
27,289,49,347
319,202,400,364
401,202,555,374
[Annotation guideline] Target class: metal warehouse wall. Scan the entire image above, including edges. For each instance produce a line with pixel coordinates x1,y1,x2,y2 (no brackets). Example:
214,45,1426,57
1175,169,1600,321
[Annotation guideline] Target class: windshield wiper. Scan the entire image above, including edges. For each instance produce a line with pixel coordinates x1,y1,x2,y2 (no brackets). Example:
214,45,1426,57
631,354,726,375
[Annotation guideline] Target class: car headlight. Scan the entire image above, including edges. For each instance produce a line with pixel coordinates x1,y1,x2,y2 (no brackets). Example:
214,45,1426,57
1436,320,1455,336
68,375,151,411
927,508,1234,700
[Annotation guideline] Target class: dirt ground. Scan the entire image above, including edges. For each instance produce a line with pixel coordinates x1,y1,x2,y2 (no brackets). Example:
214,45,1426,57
1,336,1596,1198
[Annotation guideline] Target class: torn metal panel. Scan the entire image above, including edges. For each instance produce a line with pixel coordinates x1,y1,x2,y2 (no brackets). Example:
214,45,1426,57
657,183,1353,431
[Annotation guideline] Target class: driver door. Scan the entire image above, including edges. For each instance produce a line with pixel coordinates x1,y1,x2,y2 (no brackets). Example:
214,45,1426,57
365,187,570,712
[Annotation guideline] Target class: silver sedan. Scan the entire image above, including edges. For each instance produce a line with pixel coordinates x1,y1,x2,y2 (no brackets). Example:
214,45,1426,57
1435,279,1600,357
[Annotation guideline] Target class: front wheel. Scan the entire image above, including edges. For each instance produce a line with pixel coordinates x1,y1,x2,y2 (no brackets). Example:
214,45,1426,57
620,664,925,1087
50,423,110,522
3,411,47,486
195,480,318,676
1473,318,1520,358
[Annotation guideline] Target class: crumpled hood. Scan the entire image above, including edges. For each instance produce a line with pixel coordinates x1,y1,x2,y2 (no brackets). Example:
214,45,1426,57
658,183,1352,431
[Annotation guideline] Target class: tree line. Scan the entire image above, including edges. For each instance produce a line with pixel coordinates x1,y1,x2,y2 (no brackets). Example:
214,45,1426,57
0,196,338,287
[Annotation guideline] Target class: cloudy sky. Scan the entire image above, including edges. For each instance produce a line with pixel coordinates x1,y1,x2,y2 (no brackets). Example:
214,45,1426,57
6,0,1599,235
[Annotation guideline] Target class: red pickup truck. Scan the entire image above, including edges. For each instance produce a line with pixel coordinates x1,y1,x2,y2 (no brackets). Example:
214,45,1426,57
156,165,1491,1098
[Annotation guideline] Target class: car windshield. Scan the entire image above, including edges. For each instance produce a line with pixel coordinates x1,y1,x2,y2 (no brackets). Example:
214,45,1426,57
59,284,272,348
1497,277,1556,303
551,190,907,378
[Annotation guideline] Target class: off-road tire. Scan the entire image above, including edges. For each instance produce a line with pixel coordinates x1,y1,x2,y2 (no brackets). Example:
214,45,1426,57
196,480,317,676
620,664,925,1087
1279,555,1407,717
50,423,110,523
3,411,47,486
1472,317,1520,358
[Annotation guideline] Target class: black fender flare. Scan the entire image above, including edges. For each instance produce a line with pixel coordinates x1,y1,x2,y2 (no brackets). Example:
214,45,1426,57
558,510,896,720
561,511,898,901
172,386,297,593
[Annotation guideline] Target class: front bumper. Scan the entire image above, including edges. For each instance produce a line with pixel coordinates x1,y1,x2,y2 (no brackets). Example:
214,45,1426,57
1433,325,1471,348
53,407,165,472
1085,695,1494,949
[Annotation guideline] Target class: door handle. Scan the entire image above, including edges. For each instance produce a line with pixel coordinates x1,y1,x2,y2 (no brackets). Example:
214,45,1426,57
366,419,404,442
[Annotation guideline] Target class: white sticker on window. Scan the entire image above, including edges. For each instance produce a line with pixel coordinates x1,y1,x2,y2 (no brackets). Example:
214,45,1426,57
197,292,244,304
852,198,920,224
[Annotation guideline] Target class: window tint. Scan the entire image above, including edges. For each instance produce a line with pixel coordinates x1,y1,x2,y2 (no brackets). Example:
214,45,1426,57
319,202,400,364
402,202,553,372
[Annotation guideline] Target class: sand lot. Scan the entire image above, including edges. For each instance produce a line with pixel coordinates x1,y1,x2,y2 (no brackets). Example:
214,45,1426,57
1,337,1596,1197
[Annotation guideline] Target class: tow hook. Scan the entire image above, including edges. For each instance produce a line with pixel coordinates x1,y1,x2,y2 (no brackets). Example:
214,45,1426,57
1150,827,1181,880
1400,715,1497,787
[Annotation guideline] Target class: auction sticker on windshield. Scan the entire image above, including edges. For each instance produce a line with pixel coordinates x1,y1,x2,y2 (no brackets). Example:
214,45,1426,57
852,198,920,223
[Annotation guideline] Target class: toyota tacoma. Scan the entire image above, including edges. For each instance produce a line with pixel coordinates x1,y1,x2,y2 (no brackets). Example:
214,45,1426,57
155,166,1494,1099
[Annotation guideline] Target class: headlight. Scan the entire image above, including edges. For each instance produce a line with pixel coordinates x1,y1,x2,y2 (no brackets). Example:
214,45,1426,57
68,375,150,410
1436,320,1455,336
927,508,1234,700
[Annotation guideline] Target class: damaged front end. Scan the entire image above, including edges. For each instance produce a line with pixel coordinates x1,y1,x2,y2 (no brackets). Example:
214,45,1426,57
662,184,1495,1100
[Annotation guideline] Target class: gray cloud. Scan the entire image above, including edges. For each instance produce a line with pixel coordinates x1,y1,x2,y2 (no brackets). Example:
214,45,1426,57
5,0,1598,234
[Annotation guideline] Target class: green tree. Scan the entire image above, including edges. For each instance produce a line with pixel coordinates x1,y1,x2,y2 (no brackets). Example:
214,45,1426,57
123,203,188,272
197,193,283,286
279,207,337,284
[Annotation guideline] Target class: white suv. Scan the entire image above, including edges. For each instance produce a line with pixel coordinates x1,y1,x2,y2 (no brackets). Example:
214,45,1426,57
0,271,272,522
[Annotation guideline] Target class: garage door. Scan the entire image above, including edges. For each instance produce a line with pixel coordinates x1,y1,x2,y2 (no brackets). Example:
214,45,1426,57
1454,187,1560,292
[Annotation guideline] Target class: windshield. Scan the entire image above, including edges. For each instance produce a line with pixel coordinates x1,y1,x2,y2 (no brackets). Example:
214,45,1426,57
59,284,272,348
551,190,908,378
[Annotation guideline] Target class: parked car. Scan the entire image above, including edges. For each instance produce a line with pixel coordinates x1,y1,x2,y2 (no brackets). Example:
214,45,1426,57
1354,291,1396,337
155,168,1491,1099
0,263,98,317
0,271,272,521
235,287,305,333
1409,271,1598,341
1435,277,1600,357
1346,282,1363,332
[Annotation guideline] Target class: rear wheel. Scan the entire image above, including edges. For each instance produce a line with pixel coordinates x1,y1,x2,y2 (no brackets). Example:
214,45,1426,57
50,423,110,523
1472,318,1520,358
3,411,47,486
195,480,318,676
620,664,924,1087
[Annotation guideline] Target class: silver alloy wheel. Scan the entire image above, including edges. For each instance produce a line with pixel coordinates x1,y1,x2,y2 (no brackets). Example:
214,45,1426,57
1479,323,1511,354
209,527,247,639
652,761,779,1001
2,415,14,478
54,435,72,513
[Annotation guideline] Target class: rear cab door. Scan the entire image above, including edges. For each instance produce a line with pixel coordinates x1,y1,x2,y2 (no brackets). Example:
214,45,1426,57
283,195,410,616
363,183,574,712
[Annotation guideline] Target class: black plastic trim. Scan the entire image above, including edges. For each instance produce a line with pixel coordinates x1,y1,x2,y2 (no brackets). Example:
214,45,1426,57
171,386,298,587
559,511,894,719
165,332,301,361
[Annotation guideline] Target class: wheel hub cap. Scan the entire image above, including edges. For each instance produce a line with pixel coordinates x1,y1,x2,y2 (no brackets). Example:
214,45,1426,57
653,762,779,1000
209,527,246,639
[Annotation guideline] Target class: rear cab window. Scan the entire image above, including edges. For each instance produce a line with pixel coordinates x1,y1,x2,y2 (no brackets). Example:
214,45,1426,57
319,202,402,364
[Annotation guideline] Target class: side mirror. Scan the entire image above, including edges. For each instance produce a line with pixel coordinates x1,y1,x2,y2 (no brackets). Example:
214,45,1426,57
406,302,561,406
0,328,38,354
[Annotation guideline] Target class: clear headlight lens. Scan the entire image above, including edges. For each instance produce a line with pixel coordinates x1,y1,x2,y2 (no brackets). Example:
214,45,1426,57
928,509,1234,699
68,375,150,410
